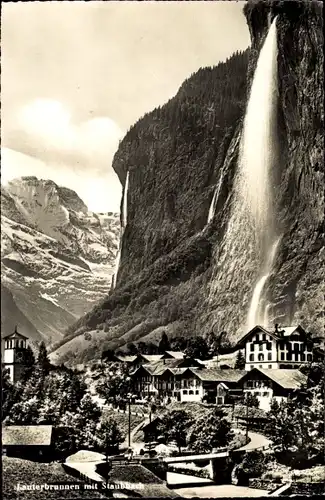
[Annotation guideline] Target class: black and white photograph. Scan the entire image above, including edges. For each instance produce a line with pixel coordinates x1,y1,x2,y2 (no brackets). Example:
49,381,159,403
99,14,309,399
1,0,324,498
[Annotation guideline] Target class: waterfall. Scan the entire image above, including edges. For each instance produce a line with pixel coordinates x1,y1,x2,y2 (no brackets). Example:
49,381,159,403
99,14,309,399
208,17,280,334
122,171,129,229
240,16,279,328
237,16,278,239
112,171,129,289
207,175,223,224
247,236,281,329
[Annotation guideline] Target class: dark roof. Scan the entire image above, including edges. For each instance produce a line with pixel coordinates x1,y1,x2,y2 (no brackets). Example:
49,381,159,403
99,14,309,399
2,425,53,446
3,330,29,340
241,368,307,389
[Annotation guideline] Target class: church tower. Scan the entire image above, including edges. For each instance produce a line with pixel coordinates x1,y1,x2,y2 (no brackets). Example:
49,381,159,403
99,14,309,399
3,327,29,383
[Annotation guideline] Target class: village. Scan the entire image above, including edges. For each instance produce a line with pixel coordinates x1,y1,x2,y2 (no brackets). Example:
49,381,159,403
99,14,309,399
2,323,324,498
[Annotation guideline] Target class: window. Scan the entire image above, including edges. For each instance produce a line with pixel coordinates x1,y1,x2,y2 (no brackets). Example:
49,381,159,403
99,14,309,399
287,353,292,361
258,353,264,362
262,392,268,397
183,380,188,388
307,354,312,362
250,343,254,351
301,353,305,362
195,390,199,395
255,392,261,397
183,390,188,395
268,353,272,361
294,343,299,351
247,381,254,388
259,365,263,369
280,353,285,361
249,354,254,361
268,365,272,369
262,333,266,341
189,390,194,395
251,365,255,370
256,334,260,342
267,342,272,350
259,344,263,351
294,353,299,361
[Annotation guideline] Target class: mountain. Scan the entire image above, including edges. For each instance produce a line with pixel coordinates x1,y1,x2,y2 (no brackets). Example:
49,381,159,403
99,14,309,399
1,177,120,344
52,0,324,366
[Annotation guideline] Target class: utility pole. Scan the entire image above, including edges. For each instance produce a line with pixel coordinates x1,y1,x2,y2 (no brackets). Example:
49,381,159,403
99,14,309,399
105,428,109,490
246,396,249,442
128,397,131,449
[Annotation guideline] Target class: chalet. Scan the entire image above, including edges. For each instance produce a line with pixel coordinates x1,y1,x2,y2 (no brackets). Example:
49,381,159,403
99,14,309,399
237,324,314,370
238,367,307,411
175,368,246,404
131,358,245,404
131,357,204,401
114,354,163,370
2,425,53,461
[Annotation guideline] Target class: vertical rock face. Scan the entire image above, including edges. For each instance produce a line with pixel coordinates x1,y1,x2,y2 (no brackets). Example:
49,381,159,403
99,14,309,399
54,1,323,365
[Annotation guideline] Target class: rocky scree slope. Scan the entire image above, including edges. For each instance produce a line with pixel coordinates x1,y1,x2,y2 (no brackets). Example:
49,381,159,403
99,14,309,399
1,177,119,344
53,0,323,366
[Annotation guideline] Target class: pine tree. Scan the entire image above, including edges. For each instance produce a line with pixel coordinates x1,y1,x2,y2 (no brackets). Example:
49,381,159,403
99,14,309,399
235,350,246,370
37,341,51,374
21,345,35,381
158,332,171,354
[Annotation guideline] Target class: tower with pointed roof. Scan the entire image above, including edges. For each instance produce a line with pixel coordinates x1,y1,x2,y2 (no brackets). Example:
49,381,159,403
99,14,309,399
3,326,29,383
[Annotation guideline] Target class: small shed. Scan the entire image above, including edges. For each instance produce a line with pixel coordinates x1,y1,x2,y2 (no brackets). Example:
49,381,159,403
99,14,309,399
2,425,53,462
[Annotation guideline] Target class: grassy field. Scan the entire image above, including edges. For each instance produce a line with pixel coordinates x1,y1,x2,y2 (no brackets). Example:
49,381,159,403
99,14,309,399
2,457,106,499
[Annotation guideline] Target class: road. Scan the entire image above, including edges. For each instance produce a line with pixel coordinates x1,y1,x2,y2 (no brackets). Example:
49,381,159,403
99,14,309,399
237,430,272,452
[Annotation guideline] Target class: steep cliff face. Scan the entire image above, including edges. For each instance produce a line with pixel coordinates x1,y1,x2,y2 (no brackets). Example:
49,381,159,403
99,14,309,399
1,178,120,343
266,0,324,333
53,0,323,365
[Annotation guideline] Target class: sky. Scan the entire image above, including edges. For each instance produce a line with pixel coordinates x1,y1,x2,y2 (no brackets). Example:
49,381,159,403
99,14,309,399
1,1,250,212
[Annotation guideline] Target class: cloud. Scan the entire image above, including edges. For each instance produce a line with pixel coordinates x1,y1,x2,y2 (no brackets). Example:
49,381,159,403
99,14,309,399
11,98,124,173
1,147,122,213
1,99,124,212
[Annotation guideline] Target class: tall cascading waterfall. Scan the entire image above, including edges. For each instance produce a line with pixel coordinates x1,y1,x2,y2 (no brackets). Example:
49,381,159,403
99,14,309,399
240,16,280,329
208,17,280,332
112,171,129,289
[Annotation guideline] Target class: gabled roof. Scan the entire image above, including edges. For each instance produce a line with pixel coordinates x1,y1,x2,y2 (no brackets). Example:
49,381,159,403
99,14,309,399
115,355,137,363
237,324,307,347
164,351,184,359
175,368,246,383
2,425,53,446
140,354,163,362
241,368,307,389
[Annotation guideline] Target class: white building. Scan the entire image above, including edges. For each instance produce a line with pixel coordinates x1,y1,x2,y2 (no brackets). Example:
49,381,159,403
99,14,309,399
237,324,314,371
3,328,29,383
